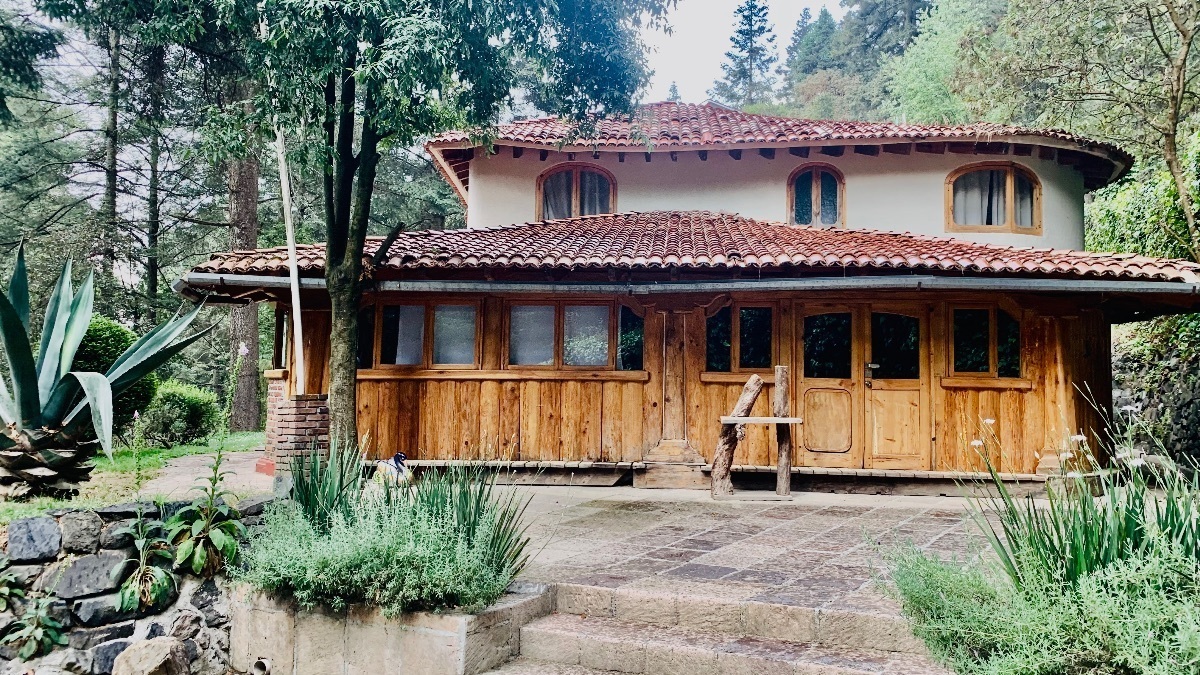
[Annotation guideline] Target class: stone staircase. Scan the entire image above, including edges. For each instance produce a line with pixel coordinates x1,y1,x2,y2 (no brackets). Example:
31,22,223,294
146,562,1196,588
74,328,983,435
479,583,950,675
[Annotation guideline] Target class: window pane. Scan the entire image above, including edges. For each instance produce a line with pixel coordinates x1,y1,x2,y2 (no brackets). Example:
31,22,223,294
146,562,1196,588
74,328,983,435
739,307,773,369
541,170,573,220
356,308,375,369
953,170,1007,226
509,305,555,366
871,313,920,379
706,306,732,372
433,305,476,365
1015,171,1035,228
804,313,852,379
579,170,611,215
564,305,610,367
793,170,813,225
819,170,839,225
998,310,1021,377
953,309,990,373
617,306,644,371
380,305,425,366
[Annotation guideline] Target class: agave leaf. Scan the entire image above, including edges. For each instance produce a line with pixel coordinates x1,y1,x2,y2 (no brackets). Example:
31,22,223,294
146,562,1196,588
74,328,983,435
0,291,39,428
35,261,72,406
61,372,112,458
7,244,28,330
0,371,17,426
107,303,201,382
57,272,94,381
107,323,215,394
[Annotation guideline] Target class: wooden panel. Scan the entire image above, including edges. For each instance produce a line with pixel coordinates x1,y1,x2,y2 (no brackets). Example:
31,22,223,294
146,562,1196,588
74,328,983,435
803,389,853,452
579,382,604,460
518,381,541,461
601,381,623,462
621,381,645,461
356,380,378,451
559,381,582,461
478,380,501,454
641,311,665,449
868,388,921,461
538,382,561,461
456,380,481,459
498,381,521,459
665,311,691,440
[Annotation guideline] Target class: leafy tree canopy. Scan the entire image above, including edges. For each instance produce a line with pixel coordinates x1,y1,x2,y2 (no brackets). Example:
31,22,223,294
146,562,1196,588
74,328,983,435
0,11,61,122
709,0,777,108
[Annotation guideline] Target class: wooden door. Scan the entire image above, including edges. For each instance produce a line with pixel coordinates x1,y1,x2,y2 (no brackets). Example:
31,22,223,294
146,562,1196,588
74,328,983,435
796,305,864,468
865,307,931,470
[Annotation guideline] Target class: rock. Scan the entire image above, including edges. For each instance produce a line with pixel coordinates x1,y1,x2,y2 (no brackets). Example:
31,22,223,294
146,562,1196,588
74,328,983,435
47,599,71,628
8,564,44,587
239,516,262,528
90,639,130,675
144,623,164,640
187,581,226,627
168,612,202,641
181,639,198,663
59,512,102,555
157,502,190,522
68,621,134,650
110,638,188,675
6,517,61,563
99,522,133,551
39,647,91,674
94,505,157,523
49,551,130,600
72,594,135,627
0,612,14,635
232,495,274,518
273,474,293,498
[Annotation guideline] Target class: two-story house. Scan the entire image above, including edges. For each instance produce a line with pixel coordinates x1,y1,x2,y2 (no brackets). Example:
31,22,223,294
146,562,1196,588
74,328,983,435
180,102,1200,486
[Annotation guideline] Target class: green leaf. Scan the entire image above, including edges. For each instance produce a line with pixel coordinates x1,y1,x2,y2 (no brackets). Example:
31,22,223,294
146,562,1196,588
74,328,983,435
35,260,71,406
107,303,204,386
209,528,229,553
0,289,39,428
19,636,34,659
191,544,207,575
62,372,112,457
58,271,94,381
175,539,195,567
8,243,28,330
108,322,215,396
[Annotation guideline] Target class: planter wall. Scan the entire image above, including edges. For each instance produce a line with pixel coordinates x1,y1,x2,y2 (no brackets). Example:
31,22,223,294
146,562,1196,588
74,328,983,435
228,584,552,675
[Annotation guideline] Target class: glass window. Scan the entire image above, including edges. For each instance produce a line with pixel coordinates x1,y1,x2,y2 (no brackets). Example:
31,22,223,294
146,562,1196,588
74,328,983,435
950,164,1039,233
539,166,614,220
871,313,920,379
433,305,476,365
356,308,375,369
617,306,644,371
564,305,610,367
509,305,555,366
998,310,1021,377
953,308,991,373
579,171,611,216
1015,172,1035,228
541,170,572,220
804,313,852,379
792,166,842,226
706,307,733,372
380,305,425,366
739,307,773,369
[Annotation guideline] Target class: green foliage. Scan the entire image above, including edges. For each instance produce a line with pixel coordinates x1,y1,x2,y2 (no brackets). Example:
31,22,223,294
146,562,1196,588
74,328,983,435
140,380,220,448
289,441,364,534
1,596,67,660
781,7,838,88
237,466,531,615
165,445,246,576
74,316,159,435
709,0,777,107
0,11,61,123
113,510,175,612
0,560,25,612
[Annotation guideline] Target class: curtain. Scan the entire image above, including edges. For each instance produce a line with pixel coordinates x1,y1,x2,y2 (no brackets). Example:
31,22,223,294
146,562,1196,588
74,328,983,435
387,305,424,365
953,170,1006,226
542,170,573,220
819,170,839,225
1015,172,1034,228
579,171,611,215
509,305,555,365
432,305,476,365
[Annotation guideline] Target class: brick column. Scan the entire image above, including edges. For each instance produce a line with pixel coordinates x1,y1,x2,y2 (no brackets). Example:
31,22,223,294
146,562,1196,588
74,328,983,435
260,371,330,476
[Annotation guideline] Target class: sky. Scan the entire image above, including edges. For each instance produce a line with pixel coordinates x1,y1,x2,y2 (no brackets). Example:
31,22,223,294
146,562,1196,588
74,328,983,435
641,0,847,103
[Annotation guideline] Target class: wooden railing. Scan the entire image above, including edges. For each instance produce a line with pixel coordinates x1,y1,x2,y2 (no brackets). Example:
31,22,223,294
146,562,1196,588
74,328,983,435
711,365,803,498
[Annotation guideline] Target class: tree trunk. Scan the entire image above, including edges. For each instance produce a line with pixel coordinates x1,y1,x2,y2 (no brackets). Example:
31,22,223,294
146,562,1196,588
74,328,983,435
99,28,121,311
774,365,792,496
227,80,262,432
144,45,164,328
711,374,765,497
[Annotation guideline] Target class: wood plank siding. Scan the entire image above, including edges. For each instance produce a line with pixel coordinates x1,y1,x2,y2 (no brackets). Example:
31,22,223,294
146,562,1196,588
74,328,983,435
281,291,1113,473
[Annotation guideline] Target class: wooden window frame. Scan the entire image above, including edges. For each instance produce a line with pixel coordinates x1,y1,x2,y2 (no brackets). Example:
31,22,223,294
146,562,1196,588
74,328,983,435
787,163,845,227
503,300,617,371
948,305,1022,378
534,163,618,220
705,301,778,374
945,162,1042,235
372,300,482,370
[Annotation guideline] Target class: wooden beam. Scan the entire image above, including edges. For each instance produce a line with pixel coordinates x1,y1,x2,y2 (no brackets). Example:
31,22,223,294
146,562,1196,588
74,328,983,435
1038,146,1056,160
882,143,911,155
592,151,600,159
759,148,775,159
976,142,1009,155
539,150,549,161
915,142,946,154
774,365,792,497
818,145,844,156
699,150,708,161
853,145,880,156
946,142,976,154
644,152,652,162
729,149,743,160
512,146,524,159
711,374,764,497
788,147,809,158
1012,144,1033,157
567,152,576,161
618,152,626,163
670,151,678,162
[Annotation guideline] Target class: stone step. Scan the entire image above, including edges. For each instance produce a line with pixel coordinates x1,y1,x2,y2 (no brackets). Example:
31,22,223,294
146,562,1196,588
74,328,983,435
482,657,625,674
521,613,950,675
554,583,926,654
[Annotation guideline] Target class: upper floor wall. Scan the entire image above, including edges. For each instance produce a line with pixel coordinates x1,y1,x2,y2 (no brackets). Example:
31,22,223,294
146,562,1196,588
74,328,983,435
465,148,1088,250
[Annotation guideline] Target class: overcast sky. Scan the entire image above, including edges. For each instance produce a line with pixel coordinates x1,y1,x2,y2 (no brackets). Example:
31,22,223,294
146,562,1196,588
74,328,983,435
641,1,847,103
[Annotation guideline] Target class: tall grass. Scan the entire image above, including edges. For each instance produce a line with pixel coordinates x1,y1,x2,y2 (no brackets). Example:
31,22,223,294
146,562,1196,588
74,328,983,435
288,441,364,532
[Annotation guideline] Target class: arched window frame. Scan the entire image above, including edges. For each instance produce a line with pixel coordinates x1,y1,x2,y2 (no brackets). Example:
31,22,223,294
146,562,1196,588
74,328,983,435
945,162,1042,235
535,163,618,220
787,163,846,227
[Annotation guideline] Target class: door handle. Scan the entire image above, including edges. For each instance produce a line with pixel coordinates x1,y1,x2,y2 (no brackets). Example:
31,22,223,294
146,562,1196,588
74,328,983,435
865,363,880,378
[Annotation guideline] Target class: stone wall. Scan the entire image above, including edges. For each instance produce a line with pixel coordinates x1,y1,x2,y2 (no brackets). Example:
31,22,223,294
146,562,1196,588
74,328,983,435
264,393,330,475
0,497,272,675
1112,348,1200,462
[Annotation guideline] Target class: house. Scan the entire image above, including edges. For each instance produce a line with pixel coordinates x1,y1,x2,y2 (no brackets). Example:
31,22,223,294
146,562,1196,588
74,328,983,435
178,101,1200,486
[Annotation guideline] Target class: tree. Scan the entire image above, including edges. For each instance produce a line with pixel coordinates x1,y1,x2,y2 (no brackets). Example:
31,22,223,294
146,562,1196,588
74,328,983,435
0,10,61,122
709,0,778,108
228,0,674,444
667,81,681,102
835,0,930,74
781,7,837,88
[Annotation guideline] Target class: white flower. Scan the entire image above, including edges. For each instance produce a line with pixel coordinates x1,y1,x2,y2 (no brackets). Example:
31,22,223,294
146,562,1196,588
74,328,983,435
238,341,251,357
1127,457,1147,468
983,418,995,425
1059,452,1074,461
1115,451,1132,461
133,410,139,420
1069,434,1087,443
1066,471,1083,479
1120,404,1140,412
970,439,984,448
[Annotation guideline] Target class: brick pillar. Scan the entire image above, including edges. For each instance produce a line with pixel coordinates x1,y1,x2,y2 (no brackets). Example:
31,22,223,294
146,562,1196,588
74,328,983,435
260,376,330,476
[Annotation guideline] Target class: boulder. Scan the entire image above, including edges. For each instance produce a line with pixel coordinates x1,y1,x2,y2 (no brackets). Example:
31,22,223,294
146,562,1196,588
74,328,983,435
8,563,44,587
38,646,92,674
168,612,202,641
232,495,274,518
60,512,102,554
187,581,226,627
94,504,157,523
49,551,130,600
6,517,61,563
72,594,135,628
90,639,131,675
99,522,133,551
111,638,188,675
68,621,135,650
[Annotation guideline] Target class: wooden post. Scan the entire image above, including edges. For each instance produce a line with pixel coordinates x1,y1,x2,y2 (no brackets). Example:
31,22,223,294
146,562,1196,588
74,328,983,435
774,365,792,496
711,374,764,497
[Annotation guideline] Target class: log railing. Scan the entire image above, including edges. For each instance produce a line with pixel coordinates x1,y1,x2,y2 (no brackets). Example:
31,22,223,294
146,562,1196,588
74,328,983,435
711,365,802,498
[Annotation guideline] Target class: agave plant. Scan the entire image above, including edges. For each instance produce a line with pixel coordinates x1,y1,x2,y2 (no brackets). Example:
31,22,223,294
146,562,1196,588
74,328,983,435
0,246,210,496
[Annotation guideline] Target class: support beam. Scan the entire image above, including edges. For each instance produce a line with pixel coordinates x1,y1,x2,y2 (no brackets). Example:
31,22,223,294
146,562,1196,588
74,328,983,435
729,149,742,160
699,150,708,161
644,152,652,162
882,143,911,155
1012,144,1033,157
853,145,880,156
567,152,576,161
618,152,626,163
1038,146,1056,160
759,148,775,159
788,147,809,158
915,142,946,154
711,375,765,497
818,145,844,157
592,151,600,159
774,365,792,497
670,151,678,162
539,150,549,161
512,146,523,159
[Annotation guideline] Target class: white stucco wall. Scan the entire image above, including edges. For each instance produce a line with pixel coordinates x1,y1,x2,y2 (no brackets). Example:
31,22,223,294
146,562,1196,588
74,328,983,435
464,148,1087,250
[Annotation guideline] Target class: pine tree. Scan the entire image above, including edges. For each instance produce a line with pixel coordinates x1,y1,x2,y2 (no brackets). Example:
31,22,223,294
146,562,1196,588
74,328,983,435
782,7,838,88
708,0,777,108
667,81,681,102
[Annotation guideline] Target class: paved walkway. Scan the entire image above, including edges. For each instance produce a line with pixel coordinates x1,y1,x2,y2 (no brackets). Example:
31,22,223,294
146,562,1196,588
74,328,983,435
138,451,274,501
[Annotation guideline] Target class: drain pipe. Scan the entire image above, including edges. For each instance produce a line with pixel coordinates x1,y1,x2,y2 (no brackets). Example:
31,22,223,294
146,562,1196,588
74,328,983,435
251,658,271,674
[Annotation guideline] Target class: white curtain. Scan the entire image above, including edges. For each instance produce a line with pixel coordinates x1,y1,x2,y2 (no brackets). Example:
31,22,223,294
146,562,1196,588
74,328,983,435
389,305,424,365
953,170,1006,226
542,171,573,220
432,305,476,365
509,305,555,365
579,171,611,215
1015,172,1034,228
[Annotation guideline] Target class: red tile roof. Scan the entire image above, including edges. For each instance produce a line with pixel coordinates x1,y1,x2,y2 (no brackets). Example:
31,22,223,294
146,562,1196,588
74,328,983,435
190,211,1200,284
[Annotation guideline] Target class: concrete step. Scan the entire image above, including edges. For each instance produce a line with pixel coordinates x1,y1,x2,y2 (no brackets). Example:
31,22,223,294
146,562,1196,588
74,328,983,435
521,613,951,675
482,657,625,674
555,583,926,654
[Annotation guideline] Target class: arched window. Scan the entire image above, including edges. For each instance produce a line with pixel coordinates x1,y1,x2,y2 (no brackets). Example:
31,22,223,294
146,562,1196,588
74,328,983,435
947,163,1041,234
536,165,616,220
789,164,844,227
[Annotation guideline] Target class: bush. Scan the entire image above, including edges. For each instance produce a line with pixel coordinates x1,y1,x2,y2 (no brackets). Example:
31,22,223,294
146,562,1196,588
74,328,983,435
141,380,220,447
73,316,158,434
236,465,530,614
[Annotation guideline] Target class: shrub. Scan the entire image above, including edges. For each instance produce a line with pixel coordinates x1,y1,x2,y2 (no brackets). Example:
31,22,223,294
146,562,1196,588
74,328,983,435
141,380,220,447
289,441,364,533
165,445,245,576
237,466,530,614
73,316,159,435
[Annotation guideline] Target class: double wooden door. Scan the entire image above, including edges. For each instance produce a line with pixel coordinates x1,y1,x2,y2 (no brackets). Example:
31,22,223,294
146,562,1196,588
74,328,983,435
795,304,931,470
